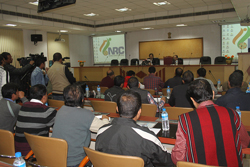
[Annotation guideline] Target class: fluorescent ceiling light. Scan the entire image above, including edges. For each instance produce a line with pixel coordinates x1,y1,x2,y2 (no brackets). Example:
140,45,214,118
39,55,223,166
6,24,17,27
29,1,39,6
59,30,68,33
176,24,187,26
115,7,131,12
153,1,171,6
141,27,154,30
84,13,98,17
115,30,122,32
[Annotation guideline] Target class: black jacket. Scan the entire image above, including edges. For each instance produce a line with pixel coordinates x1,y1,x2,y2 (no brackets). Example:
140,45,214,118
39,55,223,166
104,86,125,103
96,117,173,167
130,87,149,104
164,76,182,88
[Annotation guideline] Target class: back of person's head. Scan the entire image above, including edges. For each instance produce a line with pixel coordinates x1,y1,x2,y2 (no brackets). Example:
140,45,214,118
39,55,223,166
197,68,206,77
127,77,139,88
0,55,4,65
30,84,47,100
1,52,10,60
148,66,156,73
229,72,243,88
63,84,84,107
35,57,45,67
107,70,114,77
183,70,194,83
2,83,19,98
126,70,135,76
53,52,62,62
187,79,213,103
234,70,244,76
175,68,183,77
114,75,125,87
117,90,141,119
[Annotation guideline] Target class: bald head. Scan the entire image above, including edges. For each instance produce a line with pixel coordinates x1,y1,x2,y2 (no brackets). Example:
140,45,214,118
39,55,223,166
107,70,115,78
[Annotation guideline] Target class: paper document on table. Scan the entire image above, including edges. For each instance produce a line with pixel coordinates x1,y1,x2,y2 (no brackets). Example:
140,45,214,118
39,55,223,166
136,121,157,128
149,128,161,135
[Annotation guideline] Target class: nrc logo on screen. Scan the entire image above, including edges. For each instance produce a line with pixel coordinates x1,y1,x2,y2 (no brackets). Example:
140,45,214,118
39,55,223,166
99,38,124,56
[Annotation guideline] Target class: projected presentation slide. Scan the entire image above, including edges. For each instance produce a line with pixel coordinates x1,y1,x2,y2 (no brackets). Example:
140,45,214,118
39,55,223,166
93,34,126,65
221,24,250,59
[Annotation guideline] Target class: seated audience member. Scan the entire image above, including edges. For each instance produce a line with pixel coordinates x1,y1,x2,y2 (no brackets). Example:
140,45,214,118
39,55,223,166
172,55,178,64
222,70,248,92
172,79,250,166
124,70,145,89
195,68,218,94
143,66,164,90
104,75,125,103
128,77,165,115
169,70,194,108
0,54,9,99
0,83,28,133
164,68,183,88
100,70,115,88
215,71,250,111
96,90,173,167
31,56,49,86
52,84,109,167
15,84,57,155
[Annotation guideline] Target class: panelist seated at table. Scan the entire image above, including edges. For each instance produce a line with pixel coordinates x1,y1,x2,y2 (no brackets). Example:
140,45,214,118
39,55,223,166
171,79,250,166
96,90,174,167
104,75,125,103
169,70,194,108
100,70,115,88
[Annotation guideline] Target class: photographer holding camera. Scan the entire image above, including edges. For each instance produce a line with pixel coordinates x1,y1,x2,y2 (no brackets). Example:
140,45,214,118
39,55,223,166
31,56,49,86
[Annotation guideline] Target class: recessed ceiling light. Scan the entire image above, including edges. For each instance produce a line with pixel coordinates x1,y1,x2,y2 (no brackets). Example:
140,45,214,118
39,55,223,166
153,1,171,6
5,24,17,27
84,13,99,17
141,27,154,30
176,24,187,27
59,30,68,33
115,30,122,33
29,1,39,6
115,7,131,12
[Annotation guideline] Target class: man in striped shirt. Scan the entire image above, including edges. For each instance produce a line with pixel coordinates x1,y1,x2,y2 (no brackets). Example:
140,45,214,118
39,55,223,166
15,84,57,155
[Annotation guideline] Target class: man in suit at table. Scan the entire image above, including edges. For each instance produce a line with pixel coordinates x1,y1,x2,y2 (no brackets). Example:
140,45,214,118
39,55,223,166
171,79,250,166
96,90,174,167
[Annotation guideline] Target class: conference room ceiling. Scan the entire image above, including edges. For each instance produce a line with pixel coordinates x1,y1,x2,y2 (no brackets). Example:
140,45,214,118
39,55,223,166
0,0,248,35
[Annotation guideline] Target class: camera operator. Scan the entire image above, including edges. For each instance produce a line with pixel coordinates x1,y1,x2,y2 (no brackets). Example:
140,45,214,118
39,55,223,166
31,56,49,86
1,52,34,86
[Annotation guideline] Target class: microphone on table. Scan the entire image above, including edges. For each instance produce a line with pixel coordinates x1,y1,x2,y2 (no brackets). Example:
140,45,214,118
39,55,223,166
208,70,217,83
84,76,89,81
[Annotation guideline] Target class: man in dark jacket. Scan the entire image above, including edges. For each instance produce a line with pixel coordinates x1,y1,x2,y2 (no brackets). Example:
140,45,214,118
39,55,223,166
164,68,183,88
96,90,173,167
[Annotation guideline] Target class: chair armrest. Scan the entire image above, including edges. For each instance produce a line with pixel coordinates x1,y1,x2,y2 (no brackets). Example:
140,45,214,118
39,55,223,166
79,156,89,167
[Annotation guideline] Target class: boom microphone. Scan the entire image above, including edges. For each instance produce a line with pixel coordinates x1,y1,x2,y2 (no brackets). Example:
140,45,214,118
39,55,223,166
208,70,217,83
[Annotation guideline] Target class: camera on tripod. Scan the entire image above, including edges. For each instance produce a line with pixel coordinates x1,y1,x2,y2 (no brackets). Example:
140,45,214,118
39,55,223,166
17,52,47,67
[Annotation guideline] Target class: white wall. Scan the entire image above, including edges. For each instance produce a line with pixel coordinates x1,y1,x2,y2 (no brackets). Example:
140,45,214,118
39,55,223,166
125,24,221,65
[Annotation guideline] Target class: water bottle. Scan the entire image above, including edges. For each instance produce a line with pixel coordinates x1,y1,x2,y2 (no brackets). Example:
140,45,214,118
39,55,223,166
86,85,89,97
161,108,169,131
217,79,221,90
97,85,101,98
175,59,178,65
236,106,241,118
246,87,250,93
166,86,171,100
13,152,26,167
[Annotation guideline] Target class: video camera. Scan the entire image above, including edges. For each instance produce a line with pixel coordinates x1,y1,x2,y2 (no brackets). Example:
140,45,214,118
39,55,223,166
17,52,47,67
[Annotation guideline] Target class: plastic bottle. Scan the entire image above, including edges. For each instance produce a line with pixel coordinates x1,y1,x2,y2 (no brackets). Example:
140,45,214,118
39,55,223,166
246,87,250,93
166,86,171,100
175,59,178,65
161,108,169,131
217,79,221,90
86,85,89,97
236,106,241,118
13,152,26,167
97,85,101,98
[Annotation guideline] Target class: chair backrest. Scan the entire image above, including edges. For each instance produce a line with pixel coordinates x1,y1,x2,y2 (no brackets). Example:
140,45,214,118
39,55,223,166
131,59,139,65
0,129,15,164
141,104,157,117
47,99,65,108
221,91,226,96
84,147,144,167
177,161,216,167
214,56,226,64
164,107,194,120
200,56,211,64
153,58,160,65
162,88,173,96
120,59,129,66
90,100,117,113
144,89,155,95
111,59,119,66
241,111,250,126
24,132,68,167
163,56,172,65
100,86,109,94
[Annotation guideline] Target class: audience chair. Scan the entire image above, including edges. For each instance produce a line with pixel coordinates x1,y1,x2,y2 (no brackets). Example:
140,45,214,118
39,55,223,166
100,86,109,94
214,56,226,64
141,104,157,117
84,147,144,167
153,58,160,65
221,91,226,96
162,88,173,96
178,58,183,65
111,59,119,66
164,107,194,120
131,58,139,65
241,111,250,127
0,129,15,164
47,99,65,108
177,161,216,167
90,100,117,113
120,59,129,66
145,89,155,96
200,56,211,64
